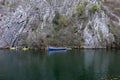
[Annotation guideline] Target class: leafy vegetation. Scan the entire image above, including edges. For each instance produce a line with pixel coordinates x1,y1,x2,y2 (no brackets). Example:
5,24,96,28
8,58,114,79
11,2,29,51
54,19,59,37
58,15,67,26
89,2,101,13
52,12,67,31
76,3,85,18
84,0,88,5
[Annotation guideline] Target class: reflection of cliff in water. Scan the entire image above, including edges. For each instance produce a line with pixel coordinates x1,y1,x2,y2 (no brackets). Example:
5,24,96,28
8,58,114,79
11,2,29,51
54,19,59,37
84,49,120,79
84,50,110,79
0,50,120,80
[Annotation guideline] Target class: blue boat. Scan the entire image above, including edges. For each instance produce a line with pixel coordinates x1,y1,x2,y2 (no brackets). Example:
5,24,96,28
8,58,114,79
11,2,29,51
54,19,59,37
48,47,67,51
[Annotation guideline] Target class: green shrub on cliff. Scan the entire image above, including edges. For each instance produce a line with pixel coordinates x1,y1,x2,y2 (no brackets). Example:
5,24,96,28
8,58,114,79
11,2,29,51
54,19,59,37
76,3,85,18
89,2,101,13
58,15,67,26
52,12,67,31
84,0,88,5
53,12,67,26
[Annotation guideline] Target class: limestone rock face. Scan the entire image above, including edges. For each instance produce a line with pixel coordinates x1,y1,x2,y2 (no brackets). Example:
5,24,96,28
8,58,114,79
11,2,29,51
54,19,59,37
0,0,120,48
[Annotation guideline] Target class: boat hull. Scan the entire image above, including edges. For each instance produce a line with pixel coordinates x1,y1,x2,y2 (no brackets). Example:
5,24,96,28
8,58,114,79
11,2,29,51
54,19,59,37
48,47,67,51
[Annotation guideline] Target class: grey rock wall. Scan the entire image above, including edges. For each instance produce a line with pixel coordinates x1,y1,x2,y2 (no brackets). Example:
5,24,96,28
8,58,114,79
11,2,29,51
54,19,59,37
0,0,120,48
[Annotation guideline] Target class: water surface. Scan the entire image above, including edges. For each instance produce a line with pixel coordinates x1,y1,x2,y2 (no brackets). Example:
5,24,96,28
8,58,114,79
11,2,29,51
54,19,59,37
0,49,120,80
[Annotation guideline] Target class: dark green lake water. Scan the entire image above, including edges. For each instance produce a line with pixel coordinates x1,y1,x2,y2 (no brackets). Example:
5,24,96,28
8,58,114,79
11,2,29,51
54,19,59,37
0,49,120,80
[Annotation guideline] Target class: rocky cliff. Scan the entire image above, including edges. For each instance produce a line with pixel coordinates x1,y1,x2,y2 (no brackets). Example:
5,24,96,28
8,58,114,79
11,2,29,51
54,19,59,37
0,0,120,49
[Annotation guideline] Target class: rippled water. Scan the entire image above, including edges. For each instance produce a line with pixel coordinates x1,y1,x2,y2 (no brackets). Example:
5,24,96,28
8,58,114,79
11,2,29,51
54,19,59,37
0,49,120,80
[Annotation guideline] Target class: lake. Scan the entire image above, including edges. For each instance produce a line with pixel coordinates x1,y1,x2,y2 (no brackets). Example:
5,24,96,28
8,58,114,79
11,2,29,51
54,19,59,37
0,49,120,80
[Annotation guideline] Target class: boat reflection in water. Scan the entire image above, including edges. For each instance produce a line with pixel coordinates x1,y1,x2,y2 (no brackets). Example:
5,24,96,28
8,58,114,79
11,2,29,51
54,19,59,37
48,50,67,55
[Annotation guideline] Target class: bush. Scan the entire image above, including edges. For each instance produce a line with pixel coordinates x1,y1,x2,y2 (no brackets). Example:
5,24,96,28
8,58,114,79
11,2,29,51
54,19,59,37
76,3,85,17
84,0,88,5
52,12,67,31
53,12,66,26
58,15,67,26
89,2,101,13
